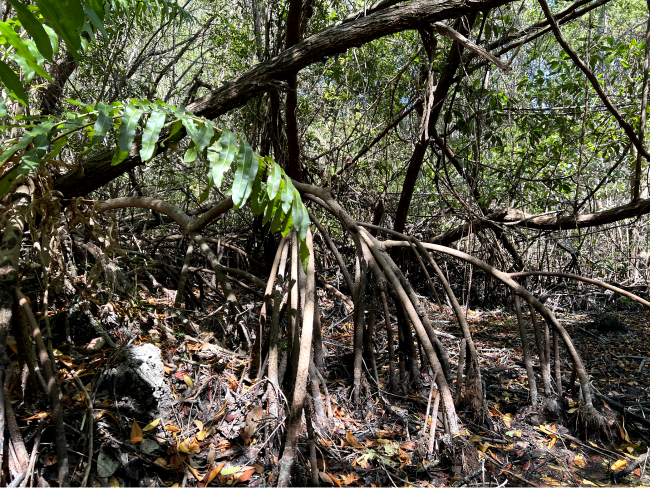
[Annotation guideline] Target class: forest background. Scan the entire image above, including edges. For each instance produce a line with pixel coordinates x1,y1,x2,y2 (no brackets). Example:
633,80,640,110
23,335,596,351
1,0,650,486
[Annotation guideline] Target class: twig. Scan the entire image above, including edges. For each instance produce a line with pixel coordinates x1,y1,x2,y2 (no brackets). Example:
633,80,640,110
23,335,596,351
15,288,69,486
482,453,541,487
255,416,286,452
71,371,94,487
452,464,484,487
613,448,650,482
20,420,44,488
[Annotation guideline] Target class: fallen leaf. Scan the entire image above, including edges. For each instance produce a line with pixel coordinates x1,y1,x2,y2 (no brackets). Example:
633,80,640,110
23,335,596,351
94,410,121,431
400,441,416,451
204,462,225,484
346,431,363,449
236,467,256,483
574,455,587,468
183,374,194,389
194,420,204,431
143,418,161,432
177,437,201,454
165,425,181,432
343,472,360,486
319,472,335,485
611,459,627,471
131,420,143,444
468,435,483,442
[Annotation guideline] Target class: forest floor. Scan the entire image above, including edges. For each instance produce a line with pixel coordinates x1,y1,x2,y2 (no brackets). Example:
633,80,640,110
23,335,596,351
10,283,650,487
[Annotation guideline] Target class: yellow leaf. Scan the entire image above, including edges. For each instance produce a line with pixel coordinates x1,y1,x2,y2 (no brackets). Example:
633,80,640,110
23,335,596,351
165,425,181,432
574,455,587,468
611,459,627,471
346,431,363,449
142,418,161,432
109,478,120,487
567,407,578,414
193,420,204,431
177,438,200,454
468,435,482,442
197,429,207,441
548,437,557,449
582,480,598,486
154,458,168,467
130,420,143,444
184,374,194,389
589,441,599,447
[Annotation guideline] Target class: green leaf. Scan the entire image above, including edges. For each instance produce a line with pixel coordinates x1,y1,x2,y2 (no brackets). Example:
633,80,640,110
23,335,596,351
116,103,144,153
207,129,237,188
0,60,29,106
42,25,59,55
299,238,310,271
0,121,54,198
0,158,39,198
0,21,50,80
6,0,53,60
0,132,34,164
280,211,294,237
87,0,105,20
112,104,143,165
280,175,295,213
292,190,309,241
269,200,288,234
267,163,282,200
83,7,108,39
181,117,200,144
92,102,112,143
0,98,6,117
232,140,254,209
251,182,268,216
184,142,198,163
43,135,67,160
195,123,214,152
34,0,84,59
140,109,166,161
262,185,282,226
198,179,212,204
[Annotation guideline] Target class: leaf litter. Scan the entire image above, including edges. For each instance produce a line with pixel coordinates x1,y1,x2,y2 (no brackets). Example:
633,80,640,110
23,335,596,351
7,279,650,486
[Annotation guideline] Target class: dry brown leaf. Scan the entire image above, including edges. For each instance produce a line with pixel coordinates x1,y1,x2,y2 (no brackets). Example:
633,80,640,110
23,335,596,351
328,472,342,487
346,431,363,449
185,463,201,480
131,420,143,444
236,467,256,483
319,472,335,485
343,472,360,485
253,464,264,473
165,425,181,432
204,462,225,484
400,441,416,451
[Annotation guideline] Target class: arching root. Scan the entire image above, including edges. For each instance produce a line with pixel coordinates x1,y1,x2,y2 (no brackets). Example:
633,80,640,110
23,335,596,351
457,376,491,426
578,403,617,442
515,396,563,427
439,434,480,478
